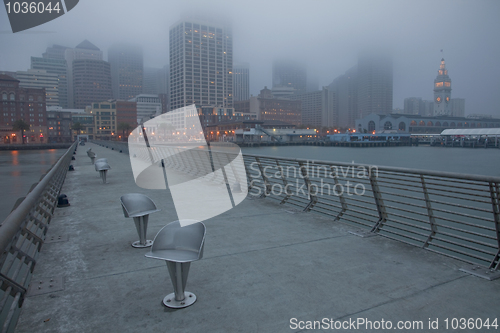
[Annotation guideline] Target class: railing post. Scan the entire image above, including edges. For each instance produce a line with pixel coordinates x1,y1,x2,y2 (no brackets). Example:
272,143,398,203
331,166,347,221
369,172,387,233
421,175,438,248
276,160,291,205
298,161,318,212
489,182,500,270
255,157,271,197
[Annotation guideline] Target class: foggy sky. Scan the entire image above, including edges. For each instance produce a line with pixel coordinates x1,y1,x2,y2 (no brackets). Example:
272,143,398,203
1,0,499,115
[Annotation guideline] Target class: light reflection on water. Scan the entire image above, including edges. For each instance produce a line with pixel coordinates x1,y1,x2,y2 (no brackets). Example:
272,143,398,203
0,149,66,222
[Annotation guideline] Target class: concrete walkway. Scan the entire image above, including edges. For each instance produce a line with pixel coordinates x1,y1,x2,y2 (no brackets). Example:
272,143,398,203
16,143,500,332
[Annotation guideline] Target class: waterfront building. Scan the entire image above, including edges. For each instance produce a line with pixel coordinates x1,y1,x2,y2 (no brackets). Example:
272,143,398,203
451,98,465,117
89,101,118,140
65,40,103,108
234,87,301,126
31,57,68,108
15,69,59,107
231,120,315,143
0,74,47,144
72,59,113,109
108,44,143,100
328,66,358,129
233,63,249,102
46,106,85,143
46,110,72,142
169,19,233,110
272,59,307,96
356,113,500,134
115,100,137,131
128,94,162,123
433,58,452,116
292,87,335,128
72,113,95,140
357,53,393,118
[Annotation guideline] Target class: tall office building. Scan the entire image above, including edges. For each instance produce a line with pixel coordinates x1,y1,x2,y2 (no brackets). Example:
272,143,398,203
433,58,452,116
72,59,112,109
357,53,393,118
65,40,103,107
404,97,423,115
233,62,249,101
169,19,233,110
15,69,59,107
143,66,169,95
272,59,307,96
451,98,465,117
108,44,144,100
43,44,68,60
329,66,358,129
422,100,434,117
31,56,68,108
128,94,162,123
293,87,335,128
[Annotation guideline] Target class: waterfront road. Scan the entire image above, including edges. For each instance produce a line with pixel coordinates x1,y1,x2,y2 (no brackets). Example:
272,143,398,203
16,143,500,332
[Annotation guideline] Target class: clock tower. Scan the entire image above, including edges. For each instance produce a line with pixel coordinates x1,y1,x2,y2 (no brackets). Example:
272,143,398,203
433,58,452,116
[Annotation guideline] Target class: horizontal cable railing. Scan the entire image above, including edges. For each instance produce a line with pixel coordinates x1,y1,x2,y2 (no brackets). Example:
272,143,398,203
0,142,77,333
242,154,500,270
96,141,500,270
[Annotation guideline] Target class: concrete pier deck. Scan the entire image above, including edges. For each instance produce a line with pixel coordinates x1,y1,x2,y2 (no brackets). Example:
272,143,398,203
16,143,500,332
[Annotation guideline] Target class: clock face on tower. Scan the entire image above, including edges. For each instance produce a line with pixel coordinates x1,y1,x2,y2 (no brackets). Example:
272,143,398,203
446,96,450,102
436,96,442,103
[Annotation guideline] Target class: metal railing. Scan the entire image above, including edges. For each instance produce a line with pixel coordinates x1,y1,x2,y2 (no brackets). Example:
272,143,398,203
242,154,500,271
0,142,77,333
93,141,500,270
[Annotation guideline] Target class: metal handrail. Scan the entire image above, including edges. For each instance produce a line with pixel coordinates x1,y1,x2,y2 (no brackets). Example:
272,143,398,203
0,141,77,333
99,142,500,271
242,153,500,271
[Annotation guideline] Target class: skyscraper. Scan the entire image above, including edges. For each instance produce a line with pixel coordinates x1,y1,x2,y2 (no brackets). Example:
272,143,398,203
451,98,465,117
233,63,249,102
15,69,59,107
31,56,68,108
433,58,452,116
292,87,335,128
272,59,307,96
108,44,144,100
357,53,393,118
169,19,233,110
329,66,358,129
143,66,169,95
404,97,423,115
65,40,103,107
43,44,68,60
72,59,112,109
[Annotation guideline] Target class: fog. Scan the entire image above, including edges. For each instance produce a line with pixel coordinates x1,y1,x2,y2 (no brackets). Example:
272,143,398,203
1,0,499,115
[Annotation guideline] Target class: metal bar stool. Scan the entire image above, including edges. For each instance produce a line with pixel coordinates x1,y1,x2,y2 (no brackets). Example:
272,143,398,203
145,220,206,308
120,193,160,248
95,161,111,184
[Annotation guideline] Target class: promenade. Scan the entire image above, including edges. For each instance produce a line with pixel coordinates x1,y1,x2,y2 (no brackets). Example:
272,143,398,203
16,143,500,332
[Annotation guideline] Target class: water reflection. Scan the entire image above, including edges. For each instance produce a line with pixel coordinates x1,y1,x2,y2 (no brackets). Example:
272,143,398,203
0,149,66,222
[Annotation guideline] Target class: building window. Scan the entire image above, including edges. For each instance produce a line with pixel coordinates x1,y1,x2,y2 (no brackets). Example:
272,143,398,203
9,93,15,101
2,93,6,100
368,121,376,132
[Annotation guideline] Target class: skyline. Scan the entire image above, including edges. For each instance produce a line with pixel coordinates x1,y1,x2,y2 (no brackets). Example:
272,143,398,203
1,0,499,115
